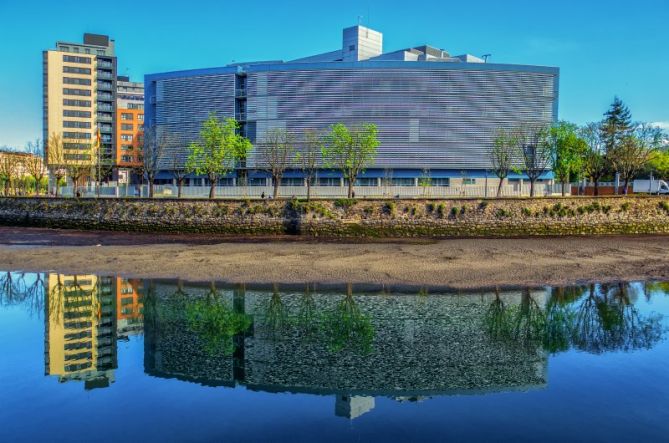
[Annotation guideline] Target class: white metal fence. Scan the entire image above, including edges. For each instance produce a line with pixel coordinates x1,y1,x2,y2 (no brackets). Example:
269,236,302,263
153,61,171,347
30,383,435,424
56,183,567,199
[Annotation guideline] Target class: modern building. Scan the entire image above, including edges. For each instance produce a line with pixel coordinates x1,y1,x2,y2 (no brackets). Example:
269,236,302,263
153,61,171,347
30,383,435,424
43,34,117,174
115,76,144,184
145,25,559,188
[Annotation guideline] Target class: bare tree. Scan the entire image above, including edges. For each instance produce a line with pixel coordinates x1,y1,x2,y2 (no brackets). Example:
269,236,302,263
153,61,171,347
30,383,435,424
297,129,322,201
608,133,654,194
491,128,520,197
259,127,296,199
46,133,66,197
0,149,21,196
580,123,608,196
141,126,171,198
24,139,47,195
518,124,552,197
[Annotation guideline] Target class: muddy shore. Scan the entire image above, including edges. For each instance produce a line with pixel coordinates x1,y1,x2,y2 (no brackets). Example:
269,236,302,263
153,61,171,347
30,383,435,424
0,227,667,289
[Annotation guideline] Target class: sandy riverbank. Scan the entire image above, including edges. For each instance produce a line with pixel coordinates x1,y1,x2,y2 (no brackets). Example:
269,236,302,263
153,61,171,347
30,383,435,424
0,227,668,289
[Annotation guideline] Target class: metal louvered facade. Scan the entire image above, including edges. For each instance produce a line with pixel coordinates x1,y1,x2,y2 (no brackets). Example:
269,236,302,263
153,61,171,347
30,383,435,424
145,61,559,173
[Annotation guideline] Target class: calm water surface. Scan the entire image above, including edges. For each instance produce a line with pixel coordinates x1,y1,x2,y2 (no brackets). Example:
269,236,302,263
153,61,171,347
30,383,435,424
0,272,668,443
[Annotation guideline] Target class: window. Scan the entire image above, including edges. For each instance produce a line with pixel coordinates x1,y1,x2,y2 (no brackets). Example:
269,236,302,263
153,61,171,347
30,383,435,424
63,77,91,86
121,134,133,142
63,55,91,64
248,178,267,187
63,66,91,75
63,88,91,96
280,178,304,186
63,121,91,129
84,48,90,54
121,144,133,151
137,114,144,122
63,99,91,107
391,178,415,186
63,110,91,118
317,177,340,187
121,113,133,121
63,132,91,139
121,123,133,131
345,178,377,187
463,178,476,185
431,178,450,187
121,155,133,163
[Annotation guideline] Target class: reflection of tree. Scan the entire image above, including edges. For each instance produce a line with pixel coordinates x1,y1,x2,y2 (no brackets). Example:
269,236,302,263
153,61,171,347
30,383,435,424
322,284,374,354
264,284,288,337
0,272,45,317
297,285,318,337
185,282,252,356
485,283,665,355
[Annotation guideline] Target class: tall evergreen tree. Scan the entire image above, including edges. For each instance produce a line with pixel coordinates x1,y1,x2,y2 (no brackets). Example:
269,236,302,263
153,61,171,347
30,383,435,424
600,97,633,154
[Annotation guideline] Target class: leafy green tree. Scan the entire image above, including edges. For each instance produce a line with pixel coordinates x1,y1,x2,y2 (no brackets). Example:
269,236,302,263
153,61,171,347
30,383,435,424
607,134,654,194
296,130,322,201
550,121,587,196
186,114,252,199
491,128,521,197
322,123,380,198
647,150,669,179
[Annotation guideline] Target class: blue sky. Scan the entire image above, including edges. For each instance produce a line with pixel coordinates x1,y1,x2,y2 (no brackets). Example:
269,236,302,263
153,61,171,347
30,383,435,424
1,0,667,148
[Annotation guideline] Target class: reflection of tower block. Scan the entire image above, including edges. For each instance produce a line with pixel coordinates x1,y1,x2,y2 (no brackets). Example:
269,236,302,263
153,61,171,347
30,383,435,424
335,395,375,419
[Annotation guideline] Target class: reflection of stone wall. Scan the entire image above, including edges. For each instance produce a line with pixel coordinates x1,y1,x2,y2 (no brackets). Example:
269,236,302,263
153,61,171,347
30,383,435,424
143,284,548,396
243,291,547,396
2,196,669,238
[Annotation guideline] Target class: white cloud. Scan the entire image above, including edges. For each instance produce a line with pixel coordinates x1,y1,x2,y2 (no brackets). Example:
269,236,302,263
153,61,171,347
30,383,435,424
651,122,669,131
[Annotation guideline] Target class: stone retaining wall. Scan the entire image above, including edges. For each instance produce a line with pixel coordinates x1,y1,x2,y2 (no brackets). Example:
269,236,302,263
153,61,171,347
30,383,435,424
1,196,669,238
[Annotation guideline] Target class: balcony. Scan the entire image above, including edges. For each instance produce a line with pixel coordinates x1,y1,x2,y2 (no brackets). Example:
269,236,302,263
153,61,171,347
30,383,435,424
97,61,112,68
235,88,247,97
97,114,112,122
98,125,112,132
97,93,113,101
97,104,112,112
97,82,112,91
96,71,113,80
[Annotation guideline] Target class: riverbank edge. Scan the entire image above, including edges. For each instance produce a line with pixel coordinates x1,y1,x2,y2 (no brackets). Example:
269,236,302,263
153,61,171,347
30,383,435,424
1,196,669,238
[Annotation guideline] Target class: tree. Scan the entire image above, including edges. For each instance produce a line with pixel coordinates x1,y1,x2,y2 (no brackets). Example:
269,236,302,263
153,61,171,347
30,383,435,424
170,146,188,198
296,129,322,201
550,121,587,196
600,97,633,155
259,127,296,199
491,128,520,197
186,114,252,199
581,123,608,196
0,149,21,196
647,150,669,180
23,139,47,196
91,133,114,198
63,144,93,197
141,126,171,198
46,133,66,197
322,123,380,199
518,124,552,197
608,134,654,194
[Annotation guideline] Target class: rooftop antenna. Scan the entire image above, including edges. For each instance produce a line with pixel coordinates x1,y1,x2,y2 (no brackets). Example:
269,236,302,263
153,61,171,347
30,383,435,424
482,54,492,63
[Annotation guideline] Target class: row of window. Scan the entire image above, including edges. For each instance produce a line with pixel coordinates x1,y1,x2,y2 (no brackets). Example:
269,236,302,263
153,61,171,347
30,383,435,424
63,54,91,64
120,113,145,121
64,110,91,118
64,153,92,161
63,132,91,139
120,134,134,142
61,46,106,56
63,88,91,97
63,66,91,75
63,99,91,107
63,142,91,150
63,77,91,86
63,121,91,129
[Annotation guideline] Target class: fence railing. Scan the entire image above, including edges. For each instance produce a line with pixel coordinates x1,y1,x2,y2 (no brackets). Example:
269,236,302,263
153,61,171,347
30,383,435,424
55,183,566,199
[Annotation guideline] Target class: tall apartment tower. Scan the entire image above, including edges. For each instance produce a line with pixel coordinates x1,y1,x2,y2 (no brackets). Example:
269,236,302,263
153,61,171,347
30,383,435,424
115,76,144,183
43,33,117,173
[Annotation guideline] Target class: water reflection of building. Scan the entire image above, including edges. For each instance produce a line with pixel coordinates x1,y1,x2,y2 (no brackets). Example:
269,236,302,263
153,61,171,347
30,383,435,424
45,274,117,389
115,278,144,340
143,283,549,418
44,275,144,390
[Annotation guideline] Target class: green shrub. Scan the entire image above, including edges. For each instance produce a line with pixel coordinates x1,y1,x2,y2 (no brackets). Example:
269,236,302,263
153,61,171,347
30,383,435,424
383,201,396,216
334,198,357,209
410,206,418,216
450,207,458,217
660,201,669,213
577,206,585,215
426,203,435,213
495,208,509,218
479,201,488,210
620,202,631,212
522,207,532,217
602,205,612,215
437,203,446,218
460,206,467,215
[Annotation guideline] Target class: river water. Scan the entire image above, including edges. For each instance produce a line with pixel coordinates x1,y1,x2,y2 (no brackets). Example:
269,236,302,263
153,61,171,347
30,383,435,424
0,272,668,442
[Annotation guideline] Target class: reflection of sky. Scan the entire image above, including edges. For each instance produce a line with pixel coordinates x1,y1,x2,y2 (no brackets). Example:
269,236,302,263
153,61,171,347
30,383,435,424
0,276,668,443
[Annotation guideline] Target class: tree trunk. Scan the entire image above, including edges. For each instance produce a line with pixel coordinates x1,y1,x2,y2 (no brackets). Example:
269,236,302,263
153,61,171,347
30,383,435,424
306,181,311,202
178,180,183,198
529,179,536,197
273,176,280,199
496,178,504,198
347,180,354,199
55,177,60,197
209,182,215,199
594,180,599,196
623,177,630,195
